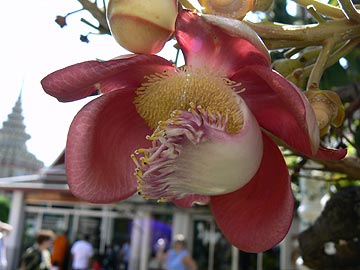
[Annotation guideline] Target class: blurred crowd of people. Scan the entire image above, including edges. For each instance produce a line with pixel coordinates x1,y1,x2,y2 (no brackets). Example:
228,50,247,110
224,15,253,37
18,230,132,270
0,223,197,270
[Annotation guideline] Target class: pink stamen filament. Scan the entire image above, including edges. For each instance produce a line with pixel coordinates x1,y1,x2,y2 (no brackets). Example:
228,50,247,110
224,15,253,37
132,104,230,202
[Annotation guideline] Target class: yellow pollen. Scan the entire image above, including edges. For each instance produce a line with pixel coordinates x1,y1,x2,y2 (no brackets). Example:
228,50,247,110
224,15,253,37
134,66,243,133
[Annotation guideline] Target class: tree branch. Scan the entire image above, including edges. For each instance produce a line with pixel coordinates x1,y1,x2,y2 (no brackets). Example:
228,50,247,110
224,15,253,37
77,0,110,34
334,80,360,104
316,157,360,180
298,187,360,270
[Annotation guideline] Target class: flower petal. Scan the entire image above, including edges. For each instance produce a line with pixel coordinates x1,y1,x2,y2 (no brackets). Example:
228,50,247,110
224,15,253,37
314,145,347,160
232,65,321,157
210,132,294,253
66,89,151,203
41,54,175,102
175,10,270,77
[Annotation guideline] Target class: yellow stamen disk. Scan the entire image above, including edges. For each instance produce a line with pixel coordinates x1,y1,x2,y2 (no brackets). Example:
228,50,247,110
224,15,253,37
134,66,243,134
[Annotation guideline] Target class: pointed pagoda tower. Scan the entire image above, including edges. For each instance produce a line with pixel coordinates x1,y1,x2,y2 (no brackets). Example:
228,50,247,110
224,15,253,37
0,94,43,177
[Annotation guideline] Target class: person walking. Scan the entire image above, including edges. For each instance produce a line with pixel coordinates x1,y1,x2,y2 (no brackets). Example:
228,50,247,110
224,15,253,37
0,221,12,270
70,234,94,270
158,234,197,270
119,241,130,270
20,230,54,270
51,231,69,270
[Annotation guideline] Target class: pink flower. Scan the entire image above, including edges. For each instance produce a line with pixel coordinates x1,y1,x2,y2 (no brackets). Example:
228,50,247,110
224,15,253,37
41,10,346,252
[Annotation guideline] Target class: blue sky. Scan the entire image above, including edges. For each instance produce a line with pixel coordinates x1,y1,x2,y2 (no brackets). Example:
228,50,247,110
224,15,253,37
0,0,179,166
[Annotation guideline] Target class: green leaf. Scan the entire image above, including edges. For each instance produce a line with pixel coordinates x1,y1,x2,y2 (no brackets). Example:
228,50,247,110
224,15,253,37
320,62,350,89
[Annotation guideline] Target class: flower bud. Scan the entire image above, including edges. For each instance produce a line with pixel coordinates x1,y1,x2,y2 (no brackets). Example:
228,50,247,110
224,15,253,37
55,16,67,28
107,0,178,54
305,90,345,137
199,0,255,20
272,58,303,77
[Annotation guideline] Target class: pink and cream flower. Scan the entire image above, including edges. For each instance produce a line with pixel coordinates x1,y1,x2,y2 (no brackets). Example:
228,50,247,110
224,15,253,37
41,10,346,252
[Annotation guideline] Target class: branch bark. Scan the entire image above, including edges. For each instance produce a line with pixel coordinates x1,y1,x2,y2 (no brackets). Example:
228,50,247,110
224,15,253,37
298,187,360,270
77,0,110,33
334,80,360,104
316,157,360,180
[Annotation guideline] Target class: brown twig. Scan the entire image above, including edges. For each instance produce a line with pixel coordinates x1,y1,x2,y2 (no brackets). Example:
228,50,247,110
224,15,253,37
318,157,360,180
77,0,110,34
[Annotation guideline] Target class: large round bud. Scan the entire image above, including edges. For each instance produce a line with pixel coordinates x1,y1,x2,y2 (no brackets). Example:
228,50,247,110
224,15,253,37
305,90,345,137
107,0,178,54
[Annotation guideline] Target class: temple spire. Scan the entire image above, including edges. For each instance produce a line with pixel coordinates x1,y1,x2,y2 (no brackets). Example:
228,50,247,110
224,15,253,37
1,93,30,146
0,93,43,177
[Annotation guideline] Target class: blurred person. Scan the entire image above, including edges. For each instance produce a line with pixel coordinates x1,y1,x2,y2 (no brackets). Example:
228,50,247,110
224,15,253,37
102,244,115,270
90,253,103,270
51,261,60,270
148,251,165,270
70,234,94,270
149,238,167,270
158,234,197,270
119,241,130,270
20,229,54,270
51,231,69,270
0,221,12,270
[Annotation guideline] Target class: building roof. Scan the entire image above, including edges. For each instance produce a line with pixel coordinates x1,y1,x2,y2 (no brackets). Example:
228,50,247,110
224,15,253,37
0,163,69,192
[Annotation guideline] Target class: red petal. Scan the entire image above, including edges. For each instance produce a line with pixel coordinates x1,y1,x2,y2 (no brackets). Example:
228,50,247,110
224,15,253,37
210,133,294,253
173,195,210,208
314,145,347,160
66,89,152,203
232,65,320,158
175,10,270,77
41,54,175,102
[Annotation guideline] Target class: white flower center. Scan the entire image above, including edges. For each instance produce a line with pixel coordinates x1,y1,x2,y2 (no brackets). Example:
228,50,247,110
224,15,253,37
132,103,263,202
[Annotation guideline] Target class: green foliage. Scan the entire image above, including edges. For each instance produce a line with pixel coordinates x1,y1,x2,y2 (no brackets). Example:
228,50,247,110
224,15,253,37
345,49,360,82
328,0,339,6
0,195,10,222
355,124,360,157
321,48,360,89
320,62,350,89
334,179,360,189
272,0,296,24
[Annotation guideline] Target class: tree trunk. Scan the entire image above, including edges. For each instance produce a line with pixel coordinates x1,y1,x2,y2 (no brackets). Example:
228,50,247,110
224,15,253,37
298,187,360,270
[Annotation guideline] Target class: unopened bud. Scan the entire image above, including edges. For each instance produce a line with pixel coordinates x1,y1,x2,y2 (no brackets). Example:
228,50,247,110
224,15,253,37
305,90,345,137
199,0,255,20
272,59,303,77
107,0,178,54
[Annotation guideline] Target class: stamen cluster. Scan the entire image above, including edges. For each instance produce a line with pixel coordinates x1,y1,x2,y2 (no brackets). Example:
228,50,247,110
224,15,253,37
131,103,230,202
134,66,244,133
